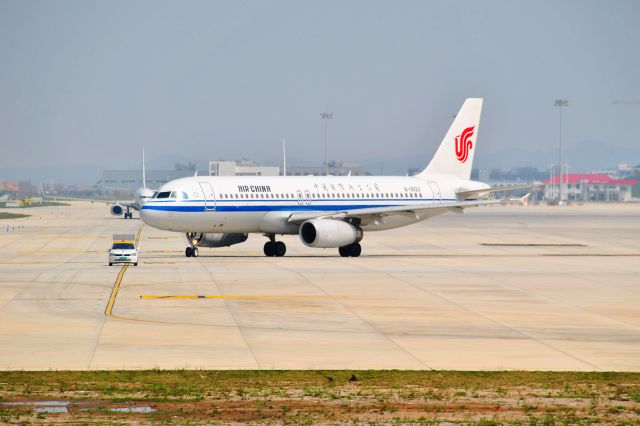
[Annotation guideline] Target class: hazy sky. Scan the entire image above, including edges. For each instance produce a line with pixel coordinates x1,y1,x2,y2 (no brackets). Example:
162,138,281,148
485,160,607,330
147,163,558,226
1,0,639,182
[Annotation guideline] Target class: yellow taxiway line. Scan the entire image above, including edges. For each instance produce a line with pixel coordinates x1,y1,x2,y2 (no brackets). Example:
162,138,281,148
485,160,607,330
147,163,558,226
104,225,144,317
105,264,128,316
140,294,344,300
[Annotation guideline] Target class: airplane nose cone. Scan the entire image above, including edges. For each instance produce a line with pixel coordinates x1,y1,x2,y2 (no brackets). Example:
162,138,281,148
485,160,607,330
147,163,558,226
139,206,161,228
139,205,177,231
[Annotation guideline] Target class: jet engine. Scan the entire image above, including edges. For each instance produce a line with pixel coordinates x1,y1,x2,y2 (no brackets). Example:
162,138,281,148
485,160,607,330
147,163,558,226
299,219,363,248
111,204,124,216
189,233,248,248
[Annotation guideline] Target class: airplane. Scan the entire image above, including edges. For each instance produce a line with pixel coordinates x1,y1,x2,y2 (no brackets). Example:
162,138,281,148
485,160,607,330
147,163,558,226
140,98,532,258
109,148,155,219
41,148,155,219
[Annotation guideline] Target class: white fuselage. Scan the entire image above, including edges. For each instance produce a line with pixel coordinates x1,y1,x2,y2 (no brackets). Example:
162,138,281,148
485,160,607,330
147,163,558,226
140,174,488,234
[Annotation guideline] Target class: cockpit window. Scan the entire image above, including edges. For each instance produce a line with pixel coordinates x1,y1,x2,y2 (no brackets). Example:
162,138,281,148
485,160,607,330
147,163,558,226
172,191,189,200
155,191,171,199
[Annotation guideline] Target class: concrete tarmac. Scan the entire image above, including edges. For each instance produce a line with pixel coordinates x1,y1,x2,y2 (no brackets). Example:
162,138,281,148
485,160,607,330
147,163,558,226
0,202,639,370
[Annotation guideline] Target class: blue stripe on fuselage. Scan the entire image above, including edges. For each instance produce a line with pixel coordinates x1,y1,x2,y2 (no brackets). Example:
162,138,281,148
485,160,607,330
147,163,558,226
141,200,456,213
143,204,398,212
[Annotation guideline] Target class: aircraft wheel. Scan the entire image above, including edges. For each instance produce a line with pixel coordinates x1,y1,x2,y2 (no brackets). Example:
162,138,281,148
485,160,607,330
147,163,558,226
185,247,193,257
338,246,349,257
109,262,113,266
350,242,362,257
263,242,275,257
134,262,138,266
274,241,286,257
192,247,199,257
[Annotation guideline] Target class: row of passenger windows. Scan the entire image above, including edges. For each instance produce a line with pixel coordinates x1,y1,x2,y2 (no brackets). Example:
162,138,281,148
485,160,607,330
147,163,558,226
153,190,426,201
218,192,424,199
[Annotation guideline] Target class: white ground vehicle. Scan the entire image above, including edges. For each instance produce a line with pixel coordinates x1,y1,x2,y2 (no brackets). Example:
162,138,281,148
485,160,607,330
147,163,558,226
108,238,138,266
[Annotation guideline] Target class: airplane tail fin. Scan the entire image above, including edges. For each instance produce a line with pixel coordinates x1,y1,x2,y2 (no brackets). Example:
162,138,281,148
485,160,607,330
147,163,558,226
417,98,483,180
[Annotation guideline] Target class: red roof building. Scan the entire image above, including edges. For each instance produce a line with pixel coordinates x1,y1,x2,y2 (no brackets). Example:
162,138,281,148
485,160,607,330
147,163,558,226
544,173,637,202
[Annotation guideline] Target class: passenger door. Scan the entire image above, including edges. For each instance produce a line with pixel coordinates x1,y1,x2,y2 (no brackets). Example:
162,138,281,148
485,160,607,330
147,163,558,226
427,182,441,203
199,182,216,211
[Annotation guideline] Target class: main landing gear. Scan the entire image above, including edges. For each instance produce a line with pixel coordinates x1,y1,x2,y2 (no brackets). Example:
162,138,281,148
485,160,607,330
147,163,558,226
124,208,133,219
263,234,286,257
338,242,361,257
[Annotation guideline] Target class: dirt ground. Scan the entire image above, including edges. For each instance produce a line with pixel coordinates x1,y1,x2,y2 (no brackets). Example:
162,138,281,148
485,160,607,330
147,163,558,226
0,371,639,424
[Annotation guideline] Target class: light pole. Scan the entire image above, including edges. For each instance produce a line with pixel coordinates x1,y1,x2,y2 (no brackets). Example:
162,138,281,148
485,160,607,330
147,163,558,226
554,99,569,204
321,112,333,175
547,163,555,201
564,164,571,201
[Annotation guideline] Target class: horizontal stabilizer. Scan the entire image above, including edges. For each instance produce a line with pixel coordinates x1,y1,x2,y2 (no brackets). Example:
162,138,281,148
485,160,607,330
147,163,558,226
456,184,540,200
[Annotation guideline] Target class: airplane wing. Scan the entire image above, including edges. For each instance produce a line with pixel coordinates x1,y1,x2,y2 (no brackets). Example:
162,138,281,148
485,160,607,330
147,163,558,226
287,199,504,225
456,184,540,200
115,201,140,210
40,184,133,207
41,193,133,207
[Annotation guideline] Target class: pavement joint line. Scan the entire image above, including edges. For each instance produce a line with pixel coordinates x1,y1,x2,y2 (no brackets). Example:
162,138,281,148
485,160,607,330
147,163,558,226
392,272,602,371
345,258,595,371
198,258,262,369
139,295,345,300
276,261,433,370
18,250,105,253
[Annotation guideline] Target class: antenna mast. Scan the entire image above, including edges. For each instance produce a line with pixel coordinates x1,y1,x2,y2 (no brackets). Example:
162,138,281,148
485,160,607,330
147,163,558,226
282,137,287,176
142,147,146,188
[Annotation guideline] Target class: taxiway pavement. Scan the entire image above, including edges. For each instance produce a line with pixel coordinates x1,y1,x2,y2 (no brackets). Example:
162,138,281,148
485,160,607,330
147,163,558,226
0,202,638,370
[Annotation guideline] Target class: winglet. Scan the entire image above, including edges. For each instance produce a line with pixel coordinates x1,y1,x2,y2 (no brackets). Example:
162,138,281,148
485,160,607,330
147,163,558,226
505,193,531,206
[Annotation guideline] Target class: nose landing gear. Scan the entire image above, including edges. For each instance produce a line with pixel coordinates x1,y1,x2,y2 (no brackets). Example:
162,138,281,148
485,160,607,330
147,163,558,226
185,233,199,257
263,234,286,257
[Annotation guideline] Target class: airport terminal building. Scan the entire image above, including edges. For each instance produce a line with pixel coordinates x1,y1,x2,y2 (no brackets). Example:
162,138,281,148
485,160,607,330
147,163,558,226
209,159,279,176
544,173,637,202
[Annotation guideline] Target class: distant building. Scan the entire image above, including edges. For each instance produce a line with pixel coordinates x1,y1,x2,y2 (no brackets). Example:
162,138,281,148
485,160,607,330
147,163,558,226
478,169,491,182
0,181,19,194
286,162,367,176
18,181,35,197
102,170,206,191
209,159,279,176
544,173,637,202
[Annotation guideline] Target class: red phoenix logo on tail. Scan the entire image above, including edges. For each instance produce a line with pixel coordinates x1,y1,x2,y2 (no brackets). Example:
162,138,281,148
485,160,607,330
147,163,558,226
455,126,475,163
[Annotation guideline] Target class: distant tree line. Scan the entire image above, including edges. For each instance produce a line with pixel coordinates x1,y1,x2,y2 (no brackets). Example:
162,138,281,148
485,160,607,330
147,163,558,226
174,162,197,171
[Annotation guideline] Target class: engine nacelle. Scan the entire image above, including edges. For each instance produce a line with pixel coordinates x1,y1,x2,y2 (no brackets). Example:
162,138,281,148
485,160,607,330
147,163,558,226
111,204,124,216
190,233,248,248
299,219,363,248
